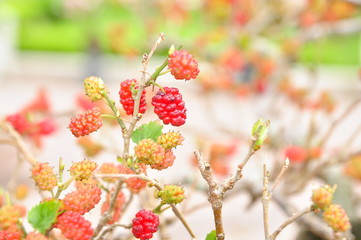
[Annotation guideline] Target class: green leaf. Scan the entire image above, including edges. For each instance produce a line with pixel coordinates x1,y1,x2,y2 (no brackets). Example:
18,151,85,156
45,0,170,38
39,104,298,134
131,121,163,144
205,230,216,240
28,199,62,234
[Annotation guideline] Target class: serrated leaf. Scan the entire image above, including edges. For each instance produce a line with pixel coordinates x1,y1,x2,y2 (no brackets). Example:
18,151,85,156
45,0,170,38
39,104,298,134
131,121,163,144
205,230,216,240
28,199,62,234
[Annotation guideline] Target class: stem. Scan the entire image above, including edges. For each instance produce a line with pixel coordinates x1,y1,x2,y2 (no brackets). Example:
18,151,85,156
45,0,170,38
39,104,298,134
318,97,361,147
262,164,270,240
269,206,313,240
221,141,255,192
102,92,127,132
0,120,36,164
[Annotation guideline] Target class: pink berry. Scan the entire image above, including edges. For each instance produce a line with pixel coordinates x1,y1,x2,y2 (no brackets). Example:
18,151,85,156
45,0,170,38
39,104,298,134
168,50,199,80
68,107,102,137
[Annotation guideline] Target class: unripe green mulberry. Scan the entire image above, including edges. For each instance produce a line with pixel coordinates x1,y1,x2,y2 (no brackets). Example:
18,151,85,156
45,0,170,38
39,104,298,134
323,204,351,232
156,185,185,204
312,185,335,210
84,76,105,102
157,131,184,150
31,162,57,191
70,159,98,181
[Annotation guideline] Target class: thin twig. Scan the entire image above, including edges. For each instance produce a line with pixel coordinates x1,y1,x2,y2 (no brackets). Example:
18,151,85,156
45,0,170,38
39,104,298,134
0,120,36,164
318,97,361,147
271,158,289,193
221,141,256,192
269,206,314,240
261,164,270,240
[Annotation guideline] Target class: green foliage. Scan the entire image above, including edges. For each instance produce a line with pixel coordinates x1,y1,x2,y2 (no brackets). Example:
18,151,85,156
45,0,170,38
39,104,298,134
131,121,163,144
205,230,217,240
27,199,62,234
252,119,270,151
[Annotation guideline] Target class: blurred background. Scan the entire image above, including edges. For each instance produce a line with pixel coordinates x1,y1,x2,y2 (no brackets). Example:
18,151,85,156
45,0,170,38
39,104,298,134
1,0,361,239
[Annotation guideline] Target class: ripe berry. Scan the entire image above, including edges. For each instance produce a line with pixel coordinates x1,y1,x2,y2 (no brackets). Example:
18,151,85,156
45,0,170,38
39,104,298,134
101,190,125,224
25,232,48,240
62,180,101,215
119,79,147,116
69,107,102,137
157,131,184,150
54,211,93,240
168,50,199,80
132,209,159,240
0,231,21,240
134,139,165,166
151,87,186,127
31,162,57,191
70,159,98,181
323,204,351,232
312,185,335,210
83,76,105,102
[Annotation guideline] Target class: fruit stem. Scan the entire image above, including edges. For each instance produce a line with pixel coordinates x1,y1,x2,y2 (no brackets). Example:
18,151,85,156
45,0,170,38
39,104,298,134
101,91,127,132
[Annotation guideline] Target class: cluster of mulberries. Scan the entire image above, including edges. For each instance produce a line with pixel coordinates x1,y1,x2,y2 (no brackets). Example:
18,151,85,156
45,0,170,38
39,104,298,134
62,180,101,215
31,162,57,191
311,185,351,232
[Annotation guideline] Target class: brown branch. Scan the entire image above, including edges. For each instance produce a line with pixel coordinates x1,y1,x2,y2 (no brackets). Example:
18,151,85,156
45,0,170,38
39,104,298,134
318,97,361,147
262,164,271,240
0,120,36,164
269,206,314,240
221,141,256,192
271,158,289,193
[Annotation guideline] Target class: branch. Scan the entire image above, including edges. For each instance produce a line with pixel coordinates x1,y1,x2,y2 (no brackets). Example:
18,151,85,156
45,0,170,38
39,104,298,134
269,206,314,240
271,158,289,193
0,120,36,164
221,141,255,192
261,164,271,240
318,97,361,147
